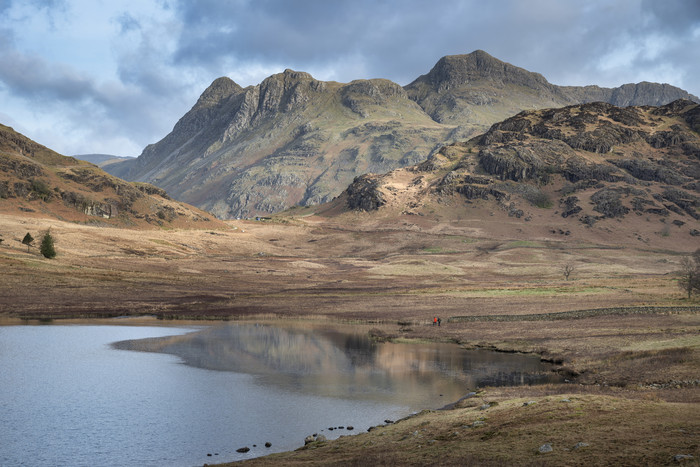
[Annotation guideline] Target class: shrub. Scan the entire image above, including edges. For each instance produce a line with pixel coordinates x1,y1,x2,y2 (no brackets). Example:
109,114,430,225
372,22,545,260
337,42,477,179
30,179,52,201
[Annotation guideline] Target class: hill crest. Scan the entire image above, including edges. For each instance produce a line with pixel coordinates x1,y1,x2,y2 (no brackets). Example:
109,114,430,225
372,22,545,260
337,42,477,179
0,124,223,229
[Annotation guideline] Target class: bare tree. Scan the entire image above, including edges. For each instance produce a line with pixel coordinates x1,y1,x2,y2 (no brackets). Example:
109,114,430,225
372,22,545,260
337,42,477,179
562,263,576,281
678,249,700,299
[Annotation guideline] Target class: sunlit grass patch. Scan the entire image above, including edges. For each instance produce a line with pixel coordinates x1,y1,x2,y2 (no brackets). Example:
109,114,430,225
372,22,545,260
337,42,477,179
441,286,612,298
503,240,546,249
368,259,464,276
622,336,700,352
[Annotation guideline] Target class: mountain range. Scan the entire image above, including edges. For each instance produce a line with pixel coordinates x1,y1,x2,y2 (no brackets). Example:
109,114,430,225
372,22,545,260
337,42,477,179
100,50,699,219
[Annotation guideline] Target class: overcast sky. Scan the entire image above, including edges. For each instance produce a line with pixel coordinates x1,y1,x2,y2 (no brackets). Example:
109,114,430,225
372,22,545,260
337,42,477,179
1,0,699,157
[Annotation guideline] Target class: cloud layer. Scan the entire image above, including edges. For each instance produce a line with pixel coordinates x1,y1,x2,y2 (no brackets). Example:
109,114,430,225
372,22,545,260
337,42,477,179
0,0,698,157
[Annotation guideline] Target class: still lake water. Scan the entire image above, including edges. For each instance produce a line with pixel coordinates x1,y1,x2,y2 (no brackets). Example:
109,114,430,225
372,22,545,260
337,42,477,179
0,323,561,466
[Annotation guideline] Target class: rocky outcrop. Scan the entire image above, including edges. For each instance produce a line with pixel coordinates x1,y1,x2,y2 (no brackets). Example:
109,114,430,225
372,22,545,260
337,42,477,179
344,175,386,211
609,158,686,185
342,99,699,239
341,79,409,117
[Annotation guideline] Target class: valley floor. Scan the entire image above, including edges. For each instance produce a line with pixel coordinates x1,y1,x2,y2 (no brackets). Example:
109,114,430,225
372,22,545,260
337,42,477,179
0,213,698,465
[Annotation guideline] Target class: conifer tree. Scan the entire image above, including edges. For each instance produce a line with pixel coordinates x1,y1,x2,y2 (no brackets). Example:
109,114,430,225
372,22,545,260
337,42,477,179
40,230,56,259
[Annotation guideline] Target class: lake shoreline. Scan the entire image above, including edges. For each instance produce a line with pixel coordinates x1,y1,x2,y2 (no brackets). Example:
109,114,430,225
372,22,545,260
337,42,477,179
3,312,698,465
1,214,698,465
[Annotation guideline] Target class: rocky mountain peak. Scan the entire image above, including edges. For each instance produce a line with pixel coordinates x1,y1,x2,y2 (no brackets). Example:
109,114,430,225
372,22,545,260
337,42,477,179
609,82,700,107
340,79,409,116
281,69,315,81
193,77,243,110
409,50,551,91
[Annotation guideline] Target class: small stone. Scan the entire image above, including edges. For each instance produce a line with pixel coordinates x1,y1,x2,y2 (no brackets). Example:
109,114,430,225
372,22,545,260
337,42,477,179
674,454,694,462
523,401,536,406
539,443,553,454
472,421,485,428
236,447,250,453
385,419,394,424
346,426,354,430
479,404,491,410
265,442,272,448
561,398,571,403
573,442,589,450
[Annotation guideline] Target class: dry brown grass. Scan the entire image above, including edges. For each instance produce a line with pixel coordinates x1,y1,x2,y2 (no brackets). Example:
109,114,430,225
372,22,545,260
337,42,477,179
231,392,699,466
1,212,698,466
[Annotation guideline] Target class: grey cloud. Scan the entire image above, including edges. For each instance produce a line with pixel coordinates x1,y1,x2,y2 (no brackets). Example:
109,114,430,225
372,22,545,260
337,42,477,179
115,12,141,35
0,31,96,102
644,0,700,32
165,0,700,97
2,0,699,158
0,27,191,155
169,0,474,79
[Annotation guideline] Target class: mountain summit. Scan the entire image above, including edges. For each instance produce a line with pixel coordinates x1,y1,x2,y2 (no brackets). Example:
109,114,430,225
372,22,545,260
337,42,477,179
103,50,699,219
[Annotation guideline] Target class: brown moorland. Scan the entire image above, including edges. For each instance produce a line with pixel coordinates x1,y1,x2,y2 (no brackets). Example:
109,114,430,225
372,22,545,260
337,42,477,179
0,207,698,466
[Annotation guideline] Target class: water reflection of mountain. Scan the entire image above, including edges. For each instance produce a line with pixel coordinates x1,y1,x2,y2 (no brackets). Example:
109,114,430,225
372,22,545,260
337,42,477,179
113,324,561,408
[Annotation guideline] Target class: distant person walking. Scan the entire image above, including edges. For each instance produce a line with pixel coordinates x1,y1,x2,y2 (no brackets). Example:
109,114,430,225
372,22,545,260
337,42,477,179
433,317,437,326
437,317,441,327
